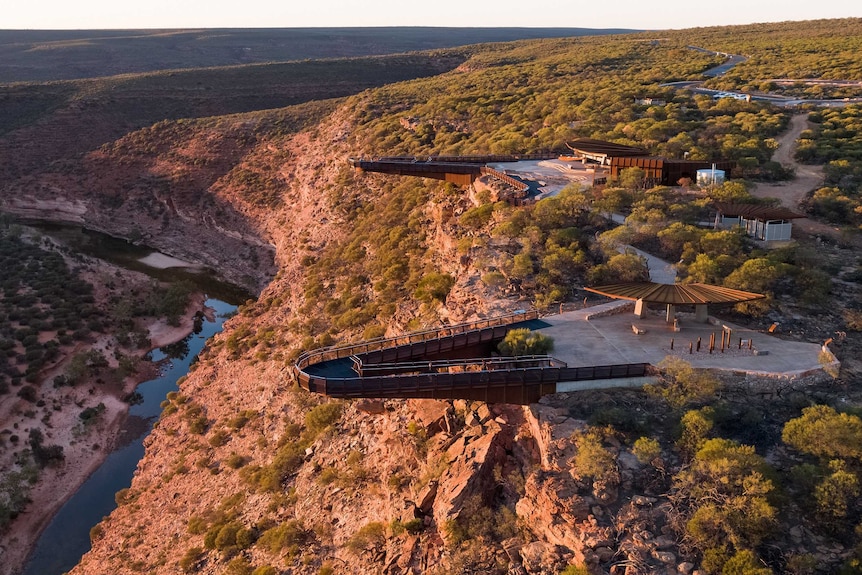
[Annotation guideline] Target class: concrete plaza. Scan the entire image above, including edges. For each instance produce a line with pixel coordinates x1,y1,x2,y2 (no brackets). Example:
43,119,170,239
536,301,828,379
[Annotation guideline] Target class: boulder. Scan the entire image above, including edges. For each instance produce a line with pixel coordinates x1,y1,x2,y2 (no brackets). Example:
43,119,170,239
652,550,676,564
523,404,585,469
416,480,438,514
519,541,567,575
631,495,657,506
411,399,450,435
355,399,385,414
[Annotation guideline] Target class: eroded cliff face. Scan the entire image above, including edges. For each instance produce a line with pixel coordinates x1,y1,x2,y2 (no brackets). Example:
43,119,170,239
0,110,297,294
57,101,525,575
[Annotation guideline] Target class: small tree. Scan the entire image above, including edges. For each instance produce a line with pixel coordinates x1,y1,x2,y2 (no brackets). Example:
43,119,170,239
678,407,715,457
647,356,719,409
782,405,862,461
619,166,647,190
632,436,662,465
572,427,618,485
497,328,554,356
414,272,455,304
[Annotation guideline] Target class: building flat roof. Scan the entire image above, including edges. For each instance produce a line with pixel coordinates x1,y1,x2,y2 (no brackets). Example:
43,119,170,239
714,202,805,221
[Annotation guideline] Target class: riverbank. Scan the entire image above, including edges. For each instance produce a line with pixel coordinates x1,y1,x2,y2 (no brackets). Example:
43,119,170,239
1,293,212,575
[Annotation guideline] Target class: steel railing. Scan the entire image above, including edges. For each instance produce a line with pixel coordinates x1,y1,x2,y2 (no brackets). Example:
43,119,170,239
295,309,538,370
352,354,566,376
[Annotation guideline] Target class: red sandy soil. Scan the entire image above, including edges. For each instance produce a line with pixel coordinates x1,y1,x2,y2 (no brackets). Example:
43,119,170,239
0,267,210,575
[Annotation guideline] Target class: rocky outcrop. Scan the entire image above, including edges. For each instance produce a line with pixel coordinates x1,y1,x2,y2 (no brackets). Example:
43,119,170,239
516,472,595,564
523,403,585,469
432,419,512,526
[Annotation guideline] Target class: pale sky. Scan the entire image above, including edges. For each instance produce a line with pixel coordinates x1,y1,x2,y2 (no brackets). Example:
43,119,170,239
2,0,859,30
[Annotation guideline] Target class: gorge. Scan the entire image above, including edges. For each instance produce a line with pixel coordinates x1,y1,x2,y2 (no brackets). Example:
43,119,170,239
2,21,862,575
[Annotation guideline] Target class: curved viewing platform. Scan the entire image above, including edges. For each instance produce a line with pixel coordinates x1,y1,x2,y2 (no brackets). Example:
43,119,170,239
294,309,651,405
294,301,832,405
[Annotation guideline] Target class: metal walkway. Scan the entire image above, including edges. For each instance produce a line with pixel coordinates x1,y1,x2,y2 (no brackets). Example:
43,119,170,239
294,311,651,404
348,155,556,205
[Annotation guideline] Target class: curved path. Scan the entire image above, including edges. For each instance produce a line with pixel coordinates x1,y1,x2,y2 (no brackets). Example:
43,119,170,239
750,114,845,240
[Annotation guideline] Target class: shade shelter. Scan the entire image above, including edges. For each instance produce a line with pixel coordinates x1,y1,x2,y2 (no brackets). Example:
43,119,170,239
584,282,765,323
714,202,805,242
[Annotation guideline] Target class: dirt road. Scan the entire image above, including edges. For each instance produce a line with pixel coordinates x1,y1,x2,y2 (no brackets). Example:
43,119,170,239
750,113,840,238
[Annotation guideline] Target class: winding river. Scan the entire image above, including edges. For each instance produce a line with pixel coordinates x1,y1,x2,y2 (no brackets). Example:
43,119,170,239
15,224,245,575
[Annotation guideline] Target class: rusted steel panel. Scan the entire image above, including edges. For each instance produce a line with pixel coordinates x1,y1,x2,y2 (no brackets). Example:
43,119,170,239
445,173,475,186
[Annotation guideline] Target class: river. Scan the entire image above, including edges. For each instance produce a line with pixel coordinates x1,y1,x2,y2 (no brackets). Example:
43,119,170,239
20,299,237,575
12,223,245,575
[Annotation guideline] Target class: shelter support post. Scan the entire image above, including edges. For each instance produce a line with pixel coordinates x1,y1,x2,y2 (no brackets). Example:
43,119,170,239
665,304,676,323
695,304,708,323
634,298,648,318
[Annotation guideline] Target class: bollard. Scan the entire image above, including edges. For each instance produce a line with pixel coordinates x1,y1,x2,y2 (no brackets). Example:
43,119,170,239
696,337,701,352
749,339,753,350
689,342,693,354
738,337,742,349
671,338,674,350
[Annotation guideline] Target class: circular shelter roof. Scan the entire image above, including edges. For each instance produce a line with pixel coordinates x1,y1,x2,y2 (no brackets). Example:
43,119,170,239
585,282,765,305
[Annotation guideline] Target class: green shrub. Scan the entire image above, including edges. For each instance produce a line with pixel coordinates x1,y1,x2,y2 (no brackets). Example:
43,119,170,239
179,547,205,573
228,410,257,431
188,516,207,534
209,429,229,447
346,521,386,554
225,556,253,575
225,453,247,469
305,402,343,436
318,467,340,485
459,203,496,229
572,428,618,483
497,328,554,356
258,520,307,554
413,272,455,304
632,437,662,465
114,488,136,506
